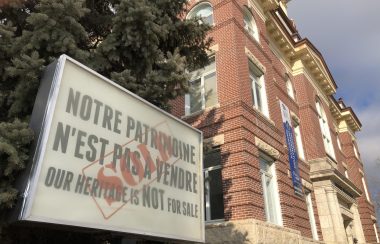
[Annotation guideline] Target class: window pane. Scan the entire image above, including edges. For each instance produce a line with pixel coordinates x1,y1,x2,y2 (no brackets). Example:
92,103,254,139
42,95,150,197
204,149,221,168
255,82,262,111
204,72,218,108
209,169,224,219
190,78,202,113
196,6,213,25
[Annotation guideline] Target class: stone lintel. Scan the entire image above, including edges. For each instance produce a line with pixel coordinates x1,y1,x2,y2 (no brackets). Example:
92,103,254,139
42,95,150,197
255,136,280,159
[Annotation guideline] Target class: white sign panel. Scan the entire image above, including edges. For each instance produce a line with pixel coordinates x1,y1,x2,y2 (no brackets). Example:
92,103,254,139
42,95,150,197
21,55,204,242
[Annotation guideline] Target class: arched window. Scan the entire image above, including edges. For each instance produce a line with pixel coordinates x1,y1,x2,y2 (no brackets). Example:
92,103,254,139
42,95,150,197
286,78,295,99
316,99,335,159
243,7,259,42
187,2,214,25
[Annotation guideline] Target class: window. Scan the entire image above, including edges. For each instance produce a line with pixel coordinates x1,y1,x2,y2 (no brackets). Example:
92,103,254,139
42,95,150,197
362,177,370,202
250,61,268,117
294,124,305,160
337,136,342,151
260,154,282,225
286,78,295,99
187,2,214,25
344,169,349,178
374,223,379,243
305,192,319,240
316,100,335,159
353,142,359,159
185,57,218,115
204,148,224,221
243,7,259,42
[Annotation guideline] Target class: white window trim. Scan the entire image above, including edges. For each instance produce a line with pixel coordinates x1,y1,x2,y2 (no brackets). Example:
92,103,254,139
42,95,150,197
362,177,371,202
187,2,214,25
316,100,336,159
250,62,269,118
243,7,259,42
260,154,283,226
294,125,305,160
286,79,295,100
305,192,319,240
204,164,223,221
337,136,342,151
185,58,217,115
353,143,359,159
374,223,379,243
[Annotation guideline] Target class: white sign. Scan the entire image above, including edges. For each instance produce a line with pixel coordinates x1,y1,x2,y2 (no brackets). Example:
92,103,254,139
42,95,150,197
21,55,204,242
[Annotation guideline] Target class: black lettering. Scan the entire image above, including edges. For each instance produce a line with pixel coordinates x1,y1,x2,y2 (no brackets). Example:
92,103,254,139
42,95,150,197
52,122,70,153
80,95,92,121
66,88,80,116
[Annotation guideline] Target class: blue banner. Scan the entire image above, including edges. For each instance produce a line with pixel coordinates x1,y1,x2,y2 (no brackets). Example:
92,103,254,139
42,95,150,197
280,101,303,196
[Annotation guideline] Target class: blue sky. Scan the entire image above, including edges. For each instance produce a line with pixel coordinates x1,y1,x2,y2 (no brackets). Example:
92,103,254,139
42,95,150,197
288,0,380,209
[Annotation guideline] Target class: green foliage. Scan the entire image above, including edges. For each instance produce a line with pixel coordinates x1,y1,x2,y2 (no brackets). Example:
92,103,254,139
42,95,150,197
0,120,33,209
0,0,211,242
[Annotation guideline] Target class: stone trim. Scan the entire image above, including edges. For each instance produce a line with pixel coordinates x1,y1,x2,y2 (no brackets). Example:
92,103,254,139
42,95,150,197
207,44,219,55
371,215,377,222
205,219,324,244
302,178,313,190
255,136,280,159
204,134,224,147
290,111,300,126
245,47,266,73
342,161,348,168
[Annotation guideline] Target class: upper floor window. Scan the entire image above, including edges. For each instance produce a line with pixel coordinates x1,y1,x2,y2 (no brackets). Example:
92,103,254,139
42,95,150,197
185,56,218,115
286,77,295,99
294,124,305,160
187,2,214,25
249,60,269,117
344,168,349,178
243,7,259,42
260,153,282,225
337,136,342,151
362,176,371,202
316,99,335,159
353,142,360,159
204,148,224,221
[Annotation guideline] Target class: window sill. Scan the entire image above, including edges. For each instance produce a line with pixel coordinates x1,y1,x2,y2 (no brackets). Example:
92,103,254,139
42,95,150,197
181,103,220,120
252,106,275,127
205,219,225,225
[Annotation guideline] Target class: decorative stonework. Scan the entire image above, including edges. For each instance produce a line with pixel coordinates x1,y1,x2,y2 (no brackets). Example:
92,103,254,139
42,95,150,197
255,136,280,159
204,134,225,147
302,178,313,190
245,47,266,73
205,219,324,244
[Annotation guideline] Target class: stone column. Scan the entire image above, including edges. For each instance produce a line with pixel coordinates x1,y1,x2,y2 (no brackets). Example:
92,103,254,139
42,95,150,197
325,187,347,243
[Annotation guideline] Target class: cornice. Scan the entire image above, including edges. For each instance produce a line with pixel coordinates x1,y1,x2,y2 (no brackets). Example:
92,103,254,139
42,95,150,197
266,7,338,101
330,96,361,132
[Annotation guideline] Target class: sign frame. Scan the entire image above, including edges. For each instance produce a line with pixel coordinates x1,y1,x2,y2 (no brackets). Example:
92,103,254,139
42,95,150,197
18,55,205,243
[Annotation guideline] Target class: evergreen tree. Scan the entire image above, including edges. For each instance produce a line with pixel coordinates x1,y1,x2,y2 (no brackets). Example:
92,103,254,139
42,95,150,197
0,0,211,242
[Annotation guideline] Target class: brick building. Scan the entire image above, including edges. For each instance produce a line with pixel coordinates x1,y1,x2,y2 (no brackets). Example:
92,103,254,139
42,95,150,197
170,0,379,243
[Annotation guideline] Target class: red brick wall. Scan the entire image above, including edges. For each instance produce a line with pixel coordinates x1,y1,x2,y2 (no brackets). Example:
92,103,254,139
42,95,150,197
341,131,378,243
171,0,377,242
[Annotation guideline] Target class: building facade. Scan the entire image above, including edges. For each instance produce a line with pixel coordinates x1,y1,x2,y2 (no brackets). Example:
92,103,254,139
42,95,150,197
170,0,379,243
